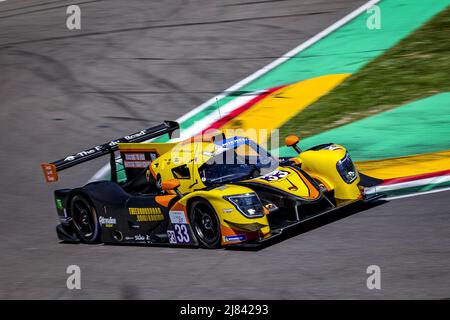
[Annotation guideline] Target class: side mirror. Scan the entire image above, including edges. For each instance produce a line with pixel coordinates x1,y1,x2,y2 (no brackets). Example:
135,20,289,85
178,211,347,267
285,135,302,153
202,129,226,143
161,179,183,197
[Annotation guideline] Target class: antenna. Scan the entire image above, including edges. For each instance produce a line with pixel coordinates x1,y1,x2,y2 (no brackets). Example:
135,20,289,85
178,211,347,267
215,97,222,119
189,137,200,190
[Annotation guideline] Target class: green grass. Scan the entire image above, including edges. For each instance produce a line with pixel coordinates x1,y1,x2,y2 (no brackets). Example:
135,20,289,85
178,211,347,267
280,6,450,140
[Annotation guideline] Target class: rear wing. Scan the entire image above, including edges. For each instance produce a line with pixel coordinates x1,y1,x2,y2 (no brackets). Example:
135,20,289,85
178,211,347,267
41,121,179,182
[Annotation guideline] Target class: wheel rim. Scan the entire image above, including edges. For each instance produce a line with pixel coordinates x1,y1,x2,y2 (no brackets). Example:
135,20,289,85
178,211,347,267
71,197,96,239
192,204,219,244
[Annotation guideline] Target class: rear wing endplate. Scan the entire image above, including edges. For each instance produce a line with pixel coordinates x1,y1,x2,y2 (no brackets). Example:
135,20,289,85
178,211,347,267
41,121,179,182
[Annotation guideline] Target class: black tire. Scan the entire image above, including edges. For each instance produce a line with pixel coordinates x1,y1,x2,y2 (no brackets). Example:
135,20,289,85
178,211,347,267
69,194,101,244
189,199,221,249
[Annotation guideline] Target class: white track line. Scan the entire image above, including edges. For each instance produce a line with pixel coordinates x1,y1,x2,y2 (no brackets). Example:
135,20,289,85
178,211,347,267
173,92,262,141
90,0,381,182
364,174,450,194
386,187,450,200
176,0,381,125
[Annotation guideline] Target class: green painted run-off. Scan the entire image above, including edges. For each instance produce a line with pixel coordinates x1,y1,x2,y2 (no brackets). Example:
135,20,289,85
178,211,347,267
173,0,450,138
280,93,450,161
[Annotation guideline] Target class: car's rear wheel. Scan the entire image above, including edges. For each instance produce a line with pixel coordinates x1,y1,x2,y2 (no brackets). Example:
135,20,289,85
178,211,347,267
70,194,101,244
189,199,221,249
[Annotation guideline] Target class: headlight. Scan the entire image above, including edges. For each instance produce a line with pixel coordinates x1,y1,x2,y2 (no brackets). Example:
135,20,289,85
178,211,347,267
336,152,358,183
224,193,265,218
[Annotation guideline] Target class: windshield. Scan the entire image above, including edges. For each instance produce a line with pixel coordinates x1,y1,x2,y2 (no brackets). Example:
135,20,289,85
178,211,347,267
199,138,278,185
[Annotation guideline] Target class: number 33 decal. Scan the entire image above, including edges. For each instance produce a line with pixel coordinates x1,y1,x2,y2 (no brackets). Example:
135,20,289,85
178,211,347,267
174,224,190,243
261,170,289,181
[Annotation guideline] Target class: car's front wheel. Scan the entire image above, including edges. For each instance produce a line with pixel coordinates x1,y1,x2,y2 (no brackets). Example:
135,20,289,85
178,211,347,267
189,199,221,249
70,194,101,244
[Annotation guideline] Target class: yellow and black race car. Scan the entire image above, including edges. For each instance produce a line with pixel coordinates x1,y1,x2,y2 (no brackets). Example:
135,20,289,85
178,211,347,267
41,121,383,249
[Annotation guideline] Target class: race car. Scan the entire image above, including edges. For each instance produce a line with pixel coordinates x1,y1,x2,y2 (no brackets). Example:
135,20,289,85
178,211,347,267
41,121,383,248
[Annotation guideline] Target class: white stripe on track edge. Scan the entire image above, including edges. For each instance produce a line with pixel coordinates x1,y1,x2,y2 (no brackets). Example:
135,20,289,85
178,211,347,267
386,187,450,200
176,0,381,125
364,174,450,194
173,92,262,141
90,0,381,182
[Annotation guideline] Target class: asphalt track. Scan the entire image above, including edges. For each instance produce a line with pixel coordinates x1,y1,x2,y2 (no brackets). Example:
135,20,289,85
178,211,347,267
0,0,449,299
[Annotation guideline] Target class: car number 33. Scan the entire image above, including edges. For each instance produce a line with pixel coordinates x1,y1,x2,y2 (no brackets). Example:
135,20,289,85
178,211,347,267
169,223,190,243
260,170,289,181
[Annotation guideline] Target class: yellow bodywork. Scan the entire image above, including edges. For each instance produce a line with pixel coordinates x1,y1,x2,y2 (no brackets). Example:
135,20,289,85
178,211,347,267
120,140,272,244
296,144,361,201
150,141,213,194
118,139,362,246
177,185,271,244
245,166,321,200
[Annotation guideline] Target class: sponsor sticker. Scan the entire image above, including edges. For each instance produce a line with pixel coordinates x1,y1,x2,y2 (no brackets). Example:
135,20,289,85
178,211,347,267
123,160,151,168
224,234,247,242
123,153,151,168
64,146,102,162
134,234,151,242
124,153,145,161
167,230,177,244
169,211,187,224
123,234,152,242
134,234,145,241
219,137,247,148
128,207,164,222
125,131,146,140
99,216,117,227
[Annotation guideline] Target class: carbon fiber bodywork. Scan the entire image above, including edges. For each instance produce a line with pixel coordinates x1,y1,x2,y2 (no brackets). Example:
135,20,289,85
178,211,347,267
225,192,385,249
54,181,198,247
